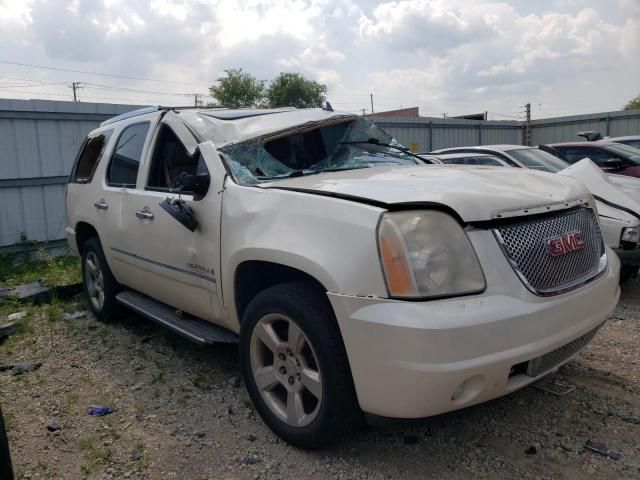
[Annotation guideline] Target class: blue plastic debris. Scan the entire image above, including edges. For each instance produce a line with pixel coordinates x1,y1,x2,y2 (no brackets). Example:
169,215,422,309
88,406,114,417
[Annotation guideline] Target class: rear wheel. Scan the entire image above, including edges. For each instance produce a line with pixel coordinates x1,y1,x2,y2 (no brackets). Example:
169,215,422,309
240,282,361,449
81,237,121,322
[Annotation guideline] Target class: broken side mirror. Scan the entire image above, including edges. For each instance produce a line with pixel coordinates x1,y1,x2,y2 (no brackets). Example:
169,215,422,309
175,172,211,201
159,197,198,232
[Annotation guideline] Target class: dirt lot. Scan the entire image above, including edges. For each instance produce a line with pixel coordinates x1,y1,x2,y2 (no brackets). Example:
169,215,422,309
1,259,639,479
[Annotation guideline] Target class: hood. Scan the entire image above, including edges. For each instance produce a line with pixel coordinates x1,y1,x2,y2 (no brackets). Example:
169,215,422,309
557,159,640,218
606,173,640,205
261,165,590,222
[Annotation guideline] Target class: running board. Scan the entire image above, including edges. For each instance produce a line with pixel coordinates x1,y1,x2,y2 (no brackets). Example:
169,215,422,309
116,290,238,344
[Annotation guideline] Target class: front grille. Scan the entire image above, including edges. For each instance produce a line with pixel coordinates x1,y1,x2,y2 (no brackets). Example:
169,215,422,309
494,207,605,295
526,324,602,377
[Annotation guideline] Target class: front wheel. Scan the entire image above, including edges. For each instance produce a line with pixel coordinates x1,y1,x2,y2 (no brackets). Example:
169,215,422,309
81,237,121,322
240,282,361,449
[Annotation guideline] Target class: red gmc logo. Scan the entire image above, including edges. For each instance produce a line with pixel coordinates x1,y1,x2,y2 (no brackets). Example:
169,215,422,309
547,231,586,256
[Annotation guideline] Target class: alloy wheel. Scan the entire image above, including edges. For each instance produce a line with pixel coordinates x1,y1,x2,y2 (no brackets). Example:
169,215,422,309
250,313,323,427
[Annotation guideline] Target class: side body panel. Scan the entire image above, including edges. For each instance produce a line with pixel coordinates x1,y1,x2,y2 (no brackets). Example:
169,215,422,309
218,180,387,330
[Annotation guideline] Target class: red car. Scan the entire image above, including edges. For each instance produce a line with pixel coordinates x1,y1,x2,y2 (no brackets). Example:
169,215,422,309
547,141,640,178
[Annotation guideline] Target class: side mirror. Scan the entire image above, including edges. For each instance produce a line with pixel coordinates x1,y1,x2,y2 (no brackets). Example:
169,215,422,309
603,158,623,170
174,172,211,201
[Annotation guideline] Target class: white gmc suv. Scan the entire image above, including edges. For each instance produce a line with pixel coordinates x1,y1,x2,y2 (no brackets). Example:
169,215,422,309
65,107,620,449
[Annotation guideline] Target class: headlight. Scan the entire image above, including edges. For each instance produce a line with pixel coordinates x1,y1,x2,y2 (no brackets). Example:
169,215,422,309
377,210,486,298
621,226,640,244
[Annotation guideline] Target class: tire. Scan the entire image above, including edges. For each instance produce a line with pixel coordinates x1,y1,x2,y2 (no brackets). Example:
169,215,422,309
620,265,638,283
81,237,121,322
240,282,361,449
0,405,14,480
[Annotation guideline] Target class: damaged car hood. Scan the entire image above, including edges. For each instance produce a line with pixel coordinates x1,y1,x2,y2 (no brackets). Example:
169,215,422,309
260,165,590,222
557,159,640,218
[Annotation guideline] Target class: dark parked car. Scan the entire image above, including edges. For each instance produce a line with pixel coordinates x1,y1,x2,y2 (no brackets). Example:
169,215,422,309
547,141,640,178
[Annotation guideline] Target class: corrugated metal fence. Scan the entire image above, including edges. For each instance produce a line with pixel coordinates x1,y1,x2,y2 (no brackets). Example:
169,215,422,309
0,98,639,252
0,99,141,252
531,110,640,144
374,116,521,152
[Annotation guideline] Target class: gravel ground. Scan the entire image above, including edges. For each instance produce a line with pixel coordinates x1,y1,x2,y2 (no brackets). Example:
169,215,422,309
1,280,639,480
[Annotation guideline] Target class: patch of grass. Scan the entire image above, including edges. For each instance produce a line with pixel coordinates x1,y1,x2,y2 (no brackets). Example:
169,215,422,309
67,391,79,405
0,250,80,287
79,435,113,473
151,371,165,385
189,375,210,391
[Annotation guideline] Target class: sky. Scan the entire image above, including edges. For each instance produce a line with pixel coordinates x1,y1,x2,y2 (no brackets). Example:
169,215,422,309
0,0,638,120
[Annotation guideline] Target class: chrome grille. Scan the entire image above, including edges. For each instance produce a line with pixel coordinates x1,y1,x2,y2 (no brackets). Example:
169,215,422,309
494,207,605,295
526,324,602,377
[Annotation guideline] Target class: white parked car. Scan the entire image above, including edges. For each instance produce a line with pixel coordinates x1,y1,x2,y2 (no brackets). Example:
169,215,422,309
429,146,640,280
66,108,620,448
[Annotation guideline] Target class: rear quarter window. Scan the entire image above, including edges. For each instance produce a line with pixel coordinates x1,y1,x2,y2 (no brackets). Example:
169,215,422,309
70,130,113,183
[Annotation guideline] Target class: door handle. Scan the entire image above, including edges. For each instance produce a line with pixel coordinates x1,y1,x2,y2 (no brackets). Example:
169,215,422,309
135,210,155,220
94,200,108,210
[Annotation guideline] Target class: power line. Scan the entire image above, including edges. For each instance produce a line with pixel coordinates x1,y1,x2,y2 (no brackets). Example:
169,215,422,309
0,59,209,86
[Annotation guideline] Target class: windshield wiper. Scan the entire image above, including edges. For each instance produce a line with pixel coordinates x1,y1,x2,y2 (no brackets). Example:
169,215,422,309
257,165,369,181
339,138,423,161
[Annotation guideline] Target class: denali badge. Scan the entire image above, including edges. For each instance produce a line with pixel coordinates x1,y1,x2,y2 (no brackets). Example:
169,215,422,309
547,231,585,256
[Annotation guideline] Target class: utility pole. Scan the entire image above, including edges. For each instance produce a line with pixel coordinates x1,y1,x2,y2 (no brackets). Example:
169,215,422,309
193,93,202,107
69,82,82,102
361,108,366,116
523,102,532,146
370,93,374,118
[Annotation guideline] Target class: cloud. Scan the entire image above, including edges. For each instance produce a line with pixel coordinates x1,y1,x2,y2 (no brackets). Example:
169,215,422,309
0,0,636,117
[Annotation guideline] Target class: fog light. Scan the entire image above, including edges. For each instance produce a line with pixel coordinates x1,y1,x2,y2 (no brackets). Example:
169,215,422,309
450,375,486,404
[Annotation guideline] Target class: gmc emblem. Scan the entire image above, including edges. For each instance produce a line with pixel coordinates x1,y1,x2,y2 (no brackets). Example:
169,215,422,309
547,231,586,256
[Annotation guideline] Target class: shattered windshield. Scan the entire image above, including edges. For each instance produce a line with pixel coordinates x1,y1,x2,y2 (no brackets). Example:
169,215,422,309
218,117,419,185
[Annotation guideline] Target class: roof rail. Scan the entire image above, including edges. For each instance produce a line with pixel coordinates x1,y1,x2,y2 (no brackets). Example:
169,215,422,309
100,106,162,126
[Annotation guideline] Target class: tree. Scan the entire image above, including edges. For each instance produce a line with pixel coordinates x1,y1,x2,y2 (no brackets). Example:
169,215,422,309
266,73,327,108
623,94,640,111
209,68,265,108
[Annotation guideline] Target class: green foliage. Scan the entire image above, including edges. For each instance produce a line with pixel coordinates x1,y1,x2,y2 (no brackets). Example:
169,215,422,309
0,250,80,287
209,68,265,108
265,72,327,108
623,94,640,111
208,69,328,110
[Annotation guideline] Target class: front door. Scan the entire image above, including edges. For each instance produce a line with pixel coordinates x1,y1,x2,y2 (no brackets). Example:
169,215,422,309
117,116,224,322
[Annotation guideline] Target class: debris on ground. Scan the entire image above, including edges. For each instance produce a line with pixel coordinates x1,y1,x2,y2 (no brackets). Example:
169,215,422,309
0,280,50,304
584,440,622,460
0,281,83,305
622,416,640,425
532,378,576,396
525,446,538,455
46,422,61,433
227,376,241,388
62,310,89,321
0,362,42,374
87,406,114,417
7,311,27,322
0,323,17,339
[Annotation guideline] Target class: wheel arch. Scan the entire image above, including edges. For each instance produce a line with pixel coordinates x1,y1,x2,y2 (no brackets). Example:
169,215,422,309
232,258,336,328
75,221,100,253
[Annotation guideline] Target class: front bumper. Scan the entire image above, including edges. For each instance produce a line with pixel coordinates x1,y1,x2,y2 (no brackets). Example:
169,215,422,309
329,239,620,419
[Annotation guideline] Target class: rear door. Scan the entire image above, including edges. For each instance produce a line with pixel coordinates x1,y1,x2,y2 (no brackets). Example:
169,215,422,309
100,117,159,287
115,113,224,322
